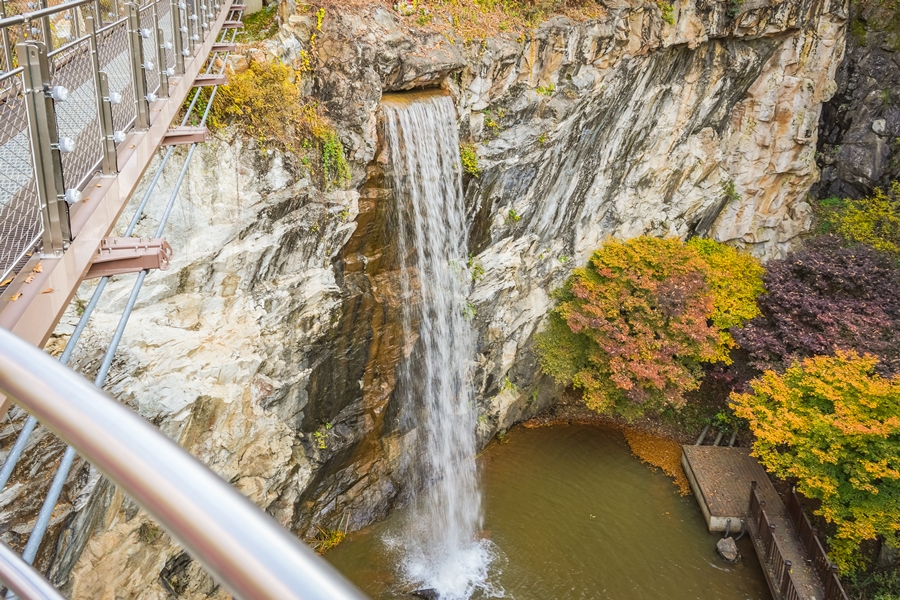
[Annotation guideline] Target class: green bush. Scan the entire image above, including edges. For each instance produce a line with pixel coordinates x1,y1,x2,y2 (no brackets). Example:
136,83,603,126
460,143,480,177
838,182,900,257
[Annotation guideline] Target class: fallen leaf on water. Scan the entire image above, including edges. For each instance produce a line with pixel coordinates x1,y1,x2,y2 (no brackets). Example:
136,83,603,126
623,428,692,496
11,293,22,301
33,262,43,273
0,274,15,286
24,273,36,284
41,288,53,294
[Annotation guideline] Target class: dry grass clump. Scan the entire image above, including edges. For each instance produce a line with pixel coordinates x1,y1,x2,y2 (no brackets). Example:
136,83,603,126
622,428,692,496
200,59,350,186
314,0,606,38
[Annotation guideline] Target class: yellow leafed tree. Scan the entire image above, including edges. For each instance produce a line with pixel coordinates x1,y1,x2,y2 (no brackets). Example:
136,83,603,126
731,351,900,573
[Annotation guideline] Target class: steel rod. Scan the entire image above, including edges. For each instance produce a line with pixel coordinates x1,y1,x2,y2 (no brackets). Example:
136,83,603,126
0,0,92,29
0,329,369,600
0,542,65,600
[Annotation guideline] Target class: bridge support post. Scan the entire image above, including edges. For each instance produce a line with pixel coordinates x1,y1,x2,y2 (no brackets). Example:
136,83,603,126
173,0,186,74
37,0,53,51
127,2,151,131
157,26,169,98
18,42,71,257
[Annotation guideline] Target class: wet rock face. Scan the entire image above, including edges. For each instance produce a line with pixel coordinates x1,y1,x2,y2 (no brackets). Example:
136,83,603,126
815,1,900,198
5,0,848,597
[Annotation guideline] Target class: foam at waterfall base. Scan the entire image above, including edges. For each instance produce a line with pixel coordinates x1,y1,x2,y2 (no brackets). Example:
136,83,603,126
384,532,507,600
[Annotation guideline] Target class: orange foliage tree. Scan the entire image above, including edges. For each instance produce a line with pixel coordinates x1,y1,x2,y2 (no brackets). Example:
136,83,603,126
731,351,900,573
536,236,763,419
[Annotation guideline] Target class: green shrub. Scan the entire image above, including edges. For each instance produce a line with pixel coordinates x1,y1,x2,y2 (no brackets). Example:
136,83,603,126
237,3,278,42
657,0,675,24
460,143,480,177
837,182,900,257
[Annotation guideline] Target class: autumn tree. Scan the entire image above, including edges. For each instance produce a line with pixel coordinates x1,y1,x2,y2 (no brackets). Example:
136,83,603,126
730,351,900,573
536,236,764,419
687,237,765,362
733,235,900,375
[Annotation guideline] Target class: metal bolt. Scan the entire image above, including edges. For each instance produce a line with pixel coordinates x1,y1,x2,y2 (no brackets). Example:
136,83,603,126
108,91,123,105
49,85,69,102
181,49,190,56
113,130,127,143
164,41,173,50
143,59,155,70
180,26,188,33
56,137,76,153
146,92,158,102
140,27,152,38
64,189,82,205
164,67,174,76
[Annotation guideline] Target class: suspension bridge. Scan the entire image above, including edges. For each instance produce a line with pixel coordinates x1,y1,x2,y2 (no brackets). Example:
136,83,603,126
0,0,366,597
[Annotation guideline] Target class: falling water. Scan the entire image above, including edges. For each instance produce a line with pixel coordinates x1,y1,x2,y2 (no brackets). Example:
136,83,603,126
381,92,493,599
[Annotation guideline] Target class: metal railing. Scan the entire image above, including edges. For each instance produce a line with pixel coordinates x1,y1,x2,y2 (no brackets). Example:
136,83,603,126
0,327,369,600
0,0,200,282
748,482,803,600
787,488,850,600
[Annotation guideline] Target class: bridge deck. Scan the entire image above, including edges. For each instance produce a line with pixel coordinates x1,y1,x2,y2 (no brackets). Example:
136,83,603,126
682,446,825,600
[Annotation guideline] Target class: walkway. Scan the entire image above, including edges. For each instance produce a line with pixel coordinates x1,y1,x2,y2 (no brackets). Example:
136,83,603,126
0,0,236,352
682,445,826,600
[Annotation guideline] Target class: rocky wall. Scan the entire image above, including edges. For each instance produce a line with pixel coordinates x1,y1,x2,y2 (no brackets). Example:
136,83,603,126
815,0,900,198
0,0,849,596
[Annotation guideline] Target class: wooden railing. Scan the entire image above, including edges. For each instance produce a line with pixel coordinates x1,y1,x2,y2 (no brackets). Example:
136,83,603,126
748,482,803,600
787,488,851,600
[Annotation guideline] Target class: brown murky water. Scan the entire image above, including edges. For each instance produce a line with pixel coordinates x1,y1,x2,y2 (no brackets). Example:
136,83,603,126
327,424,772,600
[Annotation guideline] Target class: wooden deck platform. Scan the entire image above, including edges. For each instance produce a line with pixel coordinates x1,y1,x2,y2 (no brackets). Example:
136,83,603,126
682,445,826,600
682,446,771,531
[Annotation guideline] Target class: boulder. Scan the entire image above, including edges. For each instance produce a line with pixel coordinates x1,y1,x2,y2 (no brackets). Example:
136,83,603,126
717,537,742,563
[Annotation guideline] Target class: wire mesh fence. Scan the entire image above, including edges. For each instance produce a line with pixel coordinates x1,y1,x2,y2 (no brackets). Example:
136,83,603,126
51,37,102,191
0,0,224,282
157,0,174,73
138,3,158,95
0,69,41,283
96,17,134,133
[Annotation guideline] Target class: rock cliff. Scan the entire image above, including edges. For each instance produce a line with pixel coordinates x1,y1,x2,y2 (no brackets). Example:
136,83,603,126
815,0,899,197
0,0,848,596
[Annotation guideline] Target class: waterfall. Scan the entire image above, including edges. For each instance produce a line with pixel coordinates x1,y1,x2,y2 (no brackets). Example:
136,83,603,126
381,93,492,599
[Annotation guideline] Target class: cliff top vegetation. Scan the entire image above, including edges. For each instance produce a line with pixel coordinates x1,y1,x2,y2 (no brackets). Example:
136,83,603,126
193,59,350,188
313,0,606,37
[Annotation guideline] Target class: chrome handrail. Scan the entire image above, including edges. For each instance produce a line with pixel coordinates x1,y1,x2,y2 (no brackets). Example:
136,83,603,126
0,0,93,29
0,328,368,600
0,543,64,600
